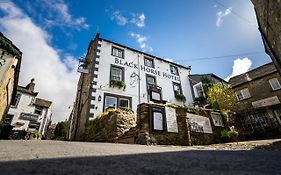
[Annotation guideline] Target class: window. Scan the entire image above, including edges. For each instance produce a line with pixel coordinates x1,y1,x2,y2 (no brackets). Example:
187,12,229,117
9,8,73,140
236,88,251,101
173,82,182,96
119,98,129,109
110,66,123,81
104,96,117,111
112,46,124,58
10,93,21,107
170,65,179,75
193,83,204,98
34,106,43,115
146,75,156,87
104,94,131,111
144,57,154,68
269,78,281,91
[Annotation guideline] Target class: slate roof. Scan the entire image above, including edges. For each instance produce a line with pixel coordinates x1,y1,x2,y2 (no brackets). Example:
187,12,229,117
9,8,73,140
17,85,38,96
189,73,227,86
229,62,277,88
34,98,52,108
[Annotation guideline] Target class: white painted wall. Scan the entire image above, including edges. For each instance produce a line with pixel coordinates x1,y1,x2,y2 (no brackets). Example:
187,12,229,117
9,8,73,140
89,39,194,119
8,92,52,136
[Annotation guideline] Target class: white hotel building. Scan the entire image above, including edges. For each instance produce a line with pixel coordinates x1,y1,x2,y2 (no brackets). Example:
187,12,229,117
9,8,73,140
69,34,194,140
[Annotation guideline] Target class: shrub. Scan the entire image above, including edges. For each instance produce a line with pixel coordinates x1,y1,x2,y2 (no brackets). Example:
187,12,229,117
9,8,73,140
175,94,186,101
220,129,230,141
109,80,126,90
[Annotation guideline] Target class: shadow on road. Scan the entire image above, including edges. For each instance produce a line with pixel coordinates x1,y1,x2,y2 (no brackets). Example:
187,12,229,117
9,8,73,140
253,140,281,151
0,150,281,174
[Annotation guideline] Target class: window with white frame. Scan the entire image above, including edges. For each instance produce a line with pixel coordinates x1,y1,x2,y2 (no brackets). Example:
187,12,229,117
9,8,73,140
144,57,154,68
110,66,123,81
170,65,179,75
269,78,281,90
193,82,204,98
236,88,251,101
112,46,124,58
104,94,131,111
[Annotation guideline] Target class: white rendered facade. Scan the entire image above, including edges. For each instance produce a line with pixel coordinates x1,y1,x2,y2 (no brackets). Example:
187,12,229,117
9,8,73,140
88,38,194,119
7,85,52,136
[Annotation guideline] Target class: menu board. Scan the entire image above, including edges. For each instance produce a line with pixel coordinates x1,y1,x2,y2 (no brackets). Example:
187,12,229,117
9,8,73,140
165,107,178,133
153,112,164,131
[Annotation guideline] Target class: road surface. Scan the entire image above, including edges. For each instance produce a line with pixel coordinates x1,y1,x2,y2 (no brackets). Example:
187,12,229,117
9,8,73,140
0,140,281,174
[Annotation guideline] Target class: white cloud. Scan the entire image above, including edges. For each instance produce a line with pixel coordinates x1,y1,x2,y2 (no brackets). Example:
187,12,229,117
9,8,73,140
130,32,153,52
111,11,128,26
225,57,252,81
216,7,232,27
131,13,145,28
0,1,79,122
34,0,89,30
111,11,146,28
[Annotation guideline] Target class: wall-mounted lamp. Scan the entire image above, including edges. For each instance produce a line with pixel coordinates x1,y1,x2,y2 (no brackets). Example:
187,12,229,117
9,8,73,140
98,95,102,101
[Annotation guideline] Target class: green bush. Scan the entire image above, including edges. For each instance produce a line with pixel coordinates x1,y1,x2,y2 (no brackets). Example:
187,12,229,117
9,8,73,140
220,129,230,139
175,94,186,101
109,80,126,90
228,130,239,142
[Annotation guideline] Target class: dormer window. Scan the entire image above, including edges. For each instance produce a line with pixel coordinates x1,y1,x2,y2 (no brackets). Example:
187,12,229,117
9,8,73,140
144,57,154,68
170,65,179,75
112,46,124,58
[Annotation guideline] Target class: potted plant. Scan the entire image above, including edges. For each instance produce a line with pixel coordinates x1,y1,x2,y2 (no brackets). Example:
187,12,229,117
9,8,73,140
175,93,186,101
109,80,126,90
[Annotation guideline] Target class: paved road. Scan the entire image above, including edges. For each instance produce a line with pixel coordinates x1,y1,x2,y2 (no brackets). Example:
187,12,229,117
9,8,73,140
0,140,281,174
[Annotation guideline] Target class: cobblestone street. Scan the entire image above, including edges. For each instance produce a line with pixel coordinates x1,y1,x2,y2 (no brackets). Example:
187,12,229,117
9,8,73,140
0,139,281,174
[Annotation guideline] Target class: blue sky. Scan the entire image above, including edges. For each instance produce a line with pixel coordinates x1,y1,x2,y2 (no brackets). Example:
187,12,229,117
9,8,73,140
0,0,271,122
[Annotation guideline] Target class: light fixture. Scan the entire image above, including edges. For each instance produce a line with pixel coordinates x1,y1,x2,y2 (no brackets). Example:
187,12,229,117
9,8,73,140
98,95,102,101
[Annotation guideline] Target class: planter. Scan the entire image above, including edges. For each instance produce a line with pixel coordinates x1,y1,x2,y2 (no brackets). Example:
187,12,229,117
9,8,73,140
109,80,126,90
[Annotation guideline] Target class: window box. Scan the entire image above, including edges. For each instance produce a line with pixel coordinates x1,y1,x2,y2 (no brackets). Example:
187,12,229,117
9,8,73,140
109,80,126,90
175,94,186,101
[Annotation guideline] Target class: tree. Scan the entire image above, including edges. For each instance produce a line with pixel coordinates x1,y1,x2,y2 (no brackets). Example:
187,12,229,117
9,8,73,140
207,83,237,112
54,121,68,140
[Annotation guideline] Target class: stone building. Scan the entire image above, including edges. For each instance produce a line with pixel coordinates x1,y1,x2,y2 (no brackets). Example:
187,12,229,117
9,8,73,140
69,33,194,140
188,74,227,107
229,62,281,112
0,32,22,122
6,79,52,137
229,62,281,139
251,0,281,74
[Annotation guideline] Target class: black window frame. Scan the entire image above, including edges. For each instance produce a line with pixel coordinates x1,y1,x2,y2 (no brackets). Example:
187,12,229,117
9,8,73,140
144,57,155,68
103,93,132,112
170,64,179,76
149,106,166,132
111,46,124,59
146,74,157,88
172,82,183,96
10,93,21,108
110,64,124,81
34,106,43,115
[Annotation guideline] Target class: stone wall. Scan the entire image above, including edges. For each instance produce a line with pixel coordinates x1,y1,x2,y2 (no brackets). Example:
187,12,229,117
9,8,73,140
232,72,281,112
84,109,136,142
251,0,281,74
136,103,228,145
